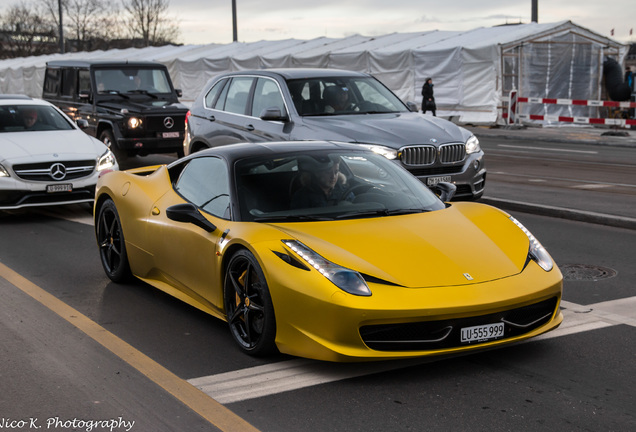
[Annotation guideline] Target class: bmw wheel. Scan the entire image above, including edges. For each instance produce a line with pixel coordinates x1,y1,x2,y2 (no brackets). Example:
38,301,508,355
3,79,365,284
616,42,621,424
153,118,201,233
96,199,132,282
224,250,277,356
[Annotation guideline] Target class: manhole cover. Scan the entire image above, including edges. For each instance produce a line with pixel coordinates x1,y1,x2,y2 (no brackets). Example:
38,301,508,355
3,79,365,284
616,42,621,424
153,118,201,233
559,264,617,281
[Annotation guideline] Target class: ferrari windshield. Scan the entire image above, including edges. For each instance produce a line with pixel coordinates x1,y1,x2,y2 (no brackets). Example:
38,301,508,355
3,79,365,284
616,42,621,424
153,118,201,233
286,76,408,116
235,149,445,222
0,104,75,132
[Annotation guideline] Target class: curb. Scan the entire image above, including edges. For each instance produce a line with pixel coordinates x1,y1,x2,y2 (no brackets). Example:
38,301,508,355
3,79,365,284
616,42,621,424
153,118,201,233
480,197,636,231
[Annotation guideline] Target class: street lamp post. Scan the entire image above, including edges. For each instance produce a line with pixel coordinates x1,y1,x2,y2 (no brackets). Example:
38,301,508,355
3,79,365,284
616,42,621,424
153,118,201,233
58,0,64,53
232,0,237,42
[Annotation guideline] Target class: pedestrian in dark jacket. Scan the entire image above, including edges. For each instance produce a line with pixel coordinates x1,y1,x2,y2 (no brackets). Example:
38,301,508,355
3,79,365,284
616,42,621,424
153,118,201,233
421,77,436,116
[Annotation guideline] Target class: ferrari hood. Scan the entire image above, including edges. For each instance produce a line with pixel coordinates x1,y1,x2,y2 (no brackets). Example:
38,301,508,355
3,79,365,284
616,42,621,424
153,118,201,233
273,203,530,288
0,130,107,163
299,112,468,147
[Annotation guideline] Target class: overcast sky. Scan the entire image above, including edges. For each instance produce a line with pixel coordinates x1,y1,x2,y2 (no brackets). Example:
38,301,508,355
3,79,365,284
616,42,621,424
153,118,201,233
173,0,636,45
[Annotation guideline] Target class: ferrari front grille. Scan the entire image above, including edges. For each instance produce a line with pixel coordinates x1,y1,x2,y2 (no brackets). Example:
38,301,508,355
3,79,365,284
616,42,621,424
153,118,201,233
359,297,559,351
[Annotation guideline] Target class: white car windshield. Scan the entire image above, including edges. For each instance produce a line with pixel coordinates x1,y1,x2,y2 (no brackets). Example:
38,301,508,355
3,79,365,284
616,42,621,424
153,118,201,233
0,104,75,133
235,149,445,222
287,76,408,116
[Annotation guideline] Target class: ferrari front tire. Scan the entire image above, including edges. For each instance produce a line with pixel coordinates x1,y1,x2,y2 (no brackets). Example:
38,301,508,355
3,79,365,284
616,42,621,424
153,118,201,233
224,250,277,356
96,199,132,283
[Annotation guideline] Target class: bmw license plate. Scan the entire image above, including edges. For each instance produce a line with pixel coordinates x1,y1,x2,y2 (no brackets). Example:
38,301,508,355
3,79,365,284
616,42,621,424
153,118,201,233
47,184,72,193
426,176,451,186
162,131,180,138
460,323,505,343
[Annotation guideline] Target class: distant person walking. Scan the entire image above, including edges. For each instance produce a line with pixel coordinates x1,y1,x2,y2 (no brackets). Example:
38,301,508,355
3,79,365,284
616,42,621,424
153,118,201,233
421,77,436,116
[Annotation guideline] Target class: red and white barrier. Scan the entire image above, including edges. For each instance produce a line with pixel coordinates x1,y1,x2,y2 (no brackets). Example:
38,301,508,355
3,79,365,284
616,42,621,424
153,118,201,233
505,91,636,126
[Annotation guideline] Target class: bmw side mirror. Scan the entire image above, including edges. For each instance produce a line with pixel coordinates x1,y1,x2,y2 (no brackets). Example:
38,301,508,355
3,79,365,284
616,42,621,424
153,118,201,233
166,203,217,233
434,182,457,202
260,107,289,122
406,101,418,112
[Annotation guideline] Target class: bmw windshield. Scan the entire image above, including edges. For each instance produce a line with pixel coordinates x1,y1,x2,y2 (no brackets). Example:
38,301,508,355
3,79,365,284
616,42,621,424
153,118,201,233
235,149,445,222
286,76,409,116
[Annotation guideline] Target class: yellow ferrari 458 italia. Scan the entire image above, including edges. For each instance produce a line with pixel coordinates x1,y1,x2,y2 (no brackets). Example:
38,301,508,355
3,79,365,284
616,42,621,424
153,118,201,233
94,141,562,362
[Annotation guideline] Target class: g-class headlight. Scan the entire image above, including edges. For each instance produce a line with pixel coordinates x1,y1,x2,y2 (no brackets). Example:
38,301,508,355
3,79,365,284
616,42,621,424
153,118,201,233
283,240,371,296
510,216,554,272
127,117,142,129
465,135,481,154
97,149,117,172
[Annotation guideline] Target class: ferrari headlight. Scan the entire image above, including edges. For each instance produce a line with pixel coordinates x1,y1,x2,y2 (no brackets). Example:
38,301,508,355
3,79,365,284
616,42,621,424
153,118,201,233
97,149,117,172
465,135,481,154
356,144,398,160
0,164,9,177
283,240,371,296
510,216,553,272
127,117,142,129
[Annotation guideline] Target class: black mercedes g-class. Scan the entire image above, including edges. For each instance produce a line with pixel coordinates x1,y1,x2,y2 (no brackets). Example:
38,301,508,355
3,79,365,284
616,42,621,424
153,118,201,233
43,60,188,158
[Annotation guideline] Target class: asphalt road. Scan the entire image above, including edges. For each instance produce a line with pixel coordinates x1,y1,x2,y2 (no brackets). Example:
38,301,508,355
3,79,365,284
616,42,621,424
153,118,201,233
1,135,635,432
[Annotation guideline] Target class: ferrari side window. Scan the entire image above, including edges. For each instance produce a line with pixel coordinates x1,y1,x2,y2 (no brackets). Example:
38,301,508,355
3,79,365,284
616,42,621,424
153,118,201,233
175,157,231,219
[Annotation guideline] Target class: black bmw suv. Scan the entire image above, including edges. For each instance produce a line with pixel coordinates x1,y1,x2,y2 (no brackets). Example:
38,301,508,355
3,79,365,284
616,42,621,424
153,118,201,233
43,60,188,159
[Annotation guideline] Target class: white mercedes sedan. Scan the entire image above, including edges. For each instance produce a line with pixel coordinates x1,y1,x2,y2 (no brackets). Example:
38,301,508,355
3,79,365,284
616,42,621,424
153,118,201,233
0,96,117,210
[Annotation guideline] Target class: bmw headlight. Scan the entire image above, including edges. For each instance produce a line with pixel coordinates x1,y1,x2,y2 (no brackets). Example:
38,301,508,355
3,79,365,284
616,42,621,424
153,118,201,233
127,117,142,129
356,144,398,160
283,240,371,296
0,164,9,177
510,216,553,272
465,135,481,154
97,149,117,172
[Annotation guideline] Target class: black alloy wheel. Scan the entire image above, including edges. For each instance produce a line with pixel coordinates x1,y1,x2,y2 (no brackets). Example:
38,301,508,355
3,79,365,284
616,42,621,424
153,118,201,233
96,199,131,282
224,250,277,356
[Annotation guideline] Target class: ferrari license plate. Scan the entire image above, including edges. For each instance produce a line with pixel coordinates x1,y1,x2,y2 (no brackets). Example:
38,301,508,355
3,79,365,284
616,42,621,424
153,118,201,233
162,131,180,138
460,323,505,343
427,176,451,186
46,184,72,193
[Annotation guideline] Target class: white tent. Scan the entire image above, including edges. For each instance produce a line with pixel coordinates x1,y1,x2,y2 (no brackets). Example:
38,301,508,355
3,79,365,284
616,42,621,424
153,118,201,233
0,21,626,124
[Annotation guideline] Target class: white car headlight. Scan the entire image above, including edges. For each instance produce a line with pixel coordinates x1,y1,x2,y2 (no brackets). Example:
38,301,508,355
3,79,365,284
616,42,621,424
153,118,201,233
510,216,554,272
356,144,398,160
465,135,481,154
283,240,371,296
0,164,9,177
97,149,117,172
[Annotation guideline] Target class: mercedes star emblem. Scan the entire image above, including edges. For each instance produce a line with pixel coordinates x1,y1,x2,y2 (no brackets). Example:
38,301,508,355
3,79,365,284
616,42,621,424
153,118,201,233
50,163,67,180
163,117,175,129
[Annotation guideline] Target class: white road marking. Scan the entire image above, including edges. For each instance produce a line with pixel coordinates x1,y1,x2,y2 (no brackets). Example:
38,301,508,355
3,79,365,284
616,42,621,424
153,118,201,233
188,297,636,404
497,144,598,154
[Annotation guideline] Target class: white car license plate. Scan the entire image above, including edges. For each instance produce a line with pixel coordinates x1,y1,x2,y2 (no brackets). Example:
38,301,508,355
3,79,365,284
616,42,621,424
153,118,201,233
426,176,451,186
460,323,505,343
46,184,72,193
162,131,180,138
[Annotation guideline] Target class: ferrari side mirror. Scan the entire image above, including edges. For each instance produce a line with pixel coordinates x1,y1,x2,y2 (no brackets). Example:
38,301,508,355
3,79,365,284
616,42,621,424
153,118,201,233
434,182,457,202
167,203,217,233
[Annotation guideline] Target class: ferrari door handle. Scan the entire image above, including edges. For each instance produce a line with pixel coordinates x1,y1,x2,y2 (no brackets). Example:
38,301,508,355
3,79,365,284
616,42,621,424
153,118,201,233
246,124,255,131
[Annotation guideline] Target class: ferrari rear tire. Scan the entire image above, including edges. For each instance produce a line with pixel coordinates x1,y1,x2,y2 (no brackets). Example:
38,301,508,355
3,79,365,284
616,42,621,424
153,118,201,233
224,250,277,356
96,199,132,283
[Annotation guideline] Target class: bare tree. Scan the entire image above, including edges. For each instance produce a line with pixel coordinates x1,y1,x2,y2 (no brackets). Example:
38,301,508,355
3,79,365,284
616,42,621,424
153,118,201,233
121,0,179,46
40,0,122,51
0,3,57,58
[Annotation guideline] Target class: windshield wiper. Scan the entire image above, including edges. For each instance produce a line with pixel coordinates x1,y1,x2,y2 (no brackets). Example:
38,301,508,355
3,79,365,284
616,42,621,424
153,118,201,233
127,89,158,99
101,90,129,99
335,208,429,220
252,214,334,222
